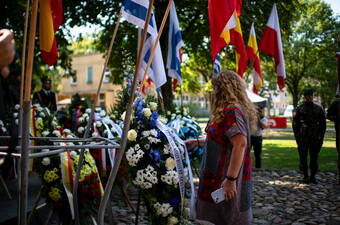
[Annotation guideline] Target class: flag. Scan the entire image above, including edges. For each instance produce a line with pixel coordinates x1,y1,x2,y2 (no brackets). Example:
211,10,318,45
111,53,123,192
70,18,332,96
39,0,63,66
228,12,247,77
208,0,238,61
337,52,340,95
213,54,221,76
121,0,166,88
259,4,286,90
236,0,243,16
247,23,262,94
167,2,184,85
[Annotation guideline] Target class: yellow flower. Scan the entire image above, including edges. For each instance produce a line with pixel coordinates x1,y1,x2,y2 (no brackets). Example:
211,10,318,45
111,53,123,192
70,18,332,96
43,170,59,183
127,129,137,141
48,187,62,201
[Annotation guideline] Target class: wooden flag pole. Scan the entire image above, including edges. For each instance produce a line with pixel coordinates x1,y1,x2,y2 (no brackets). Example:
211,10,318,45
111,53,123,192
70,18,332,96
19,0,39,224
98,1,155,224
72,12,122,225
20,0,30,108
139,0,174,90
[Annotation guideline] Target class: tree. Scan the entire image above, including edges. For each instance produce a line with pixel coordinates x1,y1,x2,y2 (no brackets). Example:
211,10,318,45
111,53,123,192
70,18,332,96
284,0,340,108
0,0,300,109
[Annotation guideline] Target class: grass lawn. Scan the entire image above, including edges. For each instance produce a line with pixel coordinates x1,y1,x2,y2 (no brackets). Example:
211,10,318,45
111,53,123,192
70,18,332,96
257,130,338,171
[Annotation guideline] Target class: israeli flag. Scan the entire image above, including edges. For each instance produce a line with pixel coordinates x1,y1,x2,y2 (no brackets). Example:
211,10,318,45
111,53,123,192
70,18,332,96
213,54,221,76
121,0,166,88
166,2,185,84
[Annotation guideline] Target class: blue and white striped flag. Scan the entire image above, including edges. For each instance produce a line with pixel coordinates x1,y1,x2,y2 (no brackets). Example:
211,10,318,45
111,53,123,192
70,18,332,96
166,2,185,84
213,53,221,76
121,0,166,88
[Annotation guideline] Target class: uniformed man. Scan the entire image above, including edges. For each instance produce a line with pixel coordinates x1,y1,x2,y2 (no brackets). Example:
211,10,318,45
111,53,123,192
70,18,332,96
326,94,340,183
293,89,326,184
33,76,57,111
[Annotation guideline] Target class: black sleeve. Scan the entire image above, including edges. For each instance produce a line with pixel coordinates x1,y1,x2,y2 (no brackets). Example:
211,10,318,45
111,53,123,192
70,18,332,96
319,106,327,137
51,92,57,111
326,102,337,121
292,107,301,137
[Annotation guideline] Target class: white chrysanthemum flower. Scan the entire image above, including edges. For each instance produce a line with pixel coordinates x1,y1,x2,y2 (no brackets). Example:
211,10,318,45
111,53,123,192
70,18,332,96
142,108,152,118
41,157,50,166
99,110,106,117
63,129,71,134
149,102,157,111
77,126,85,133
95,121,102,128
127,129,137,141
42,131,50,137
150,129,158,137
165,157,176,170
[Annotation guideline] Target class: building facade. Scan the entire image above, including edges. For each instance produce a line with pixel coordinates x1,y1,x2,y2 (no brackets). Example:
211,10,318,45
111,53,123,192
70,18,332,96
58,53,121,109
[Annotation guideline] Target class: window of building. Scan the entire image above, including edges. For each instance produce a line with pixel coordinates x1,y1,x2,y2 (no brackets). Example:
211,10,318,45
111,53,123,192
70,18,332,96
103,71,110,83
86,66,93,83
99,93,105,107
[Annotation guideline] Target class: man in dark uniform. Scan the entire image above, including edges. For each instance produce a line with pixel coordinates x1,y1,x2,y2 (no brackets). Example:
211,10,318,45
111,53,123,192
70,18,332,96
326,94,340,183
33,76,57,111
293,89,326,184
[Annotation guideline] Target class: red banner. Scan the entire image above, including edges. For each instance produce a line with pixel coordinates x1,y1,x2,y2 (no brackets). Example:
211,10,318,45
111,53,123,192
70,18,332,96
267,117,287,129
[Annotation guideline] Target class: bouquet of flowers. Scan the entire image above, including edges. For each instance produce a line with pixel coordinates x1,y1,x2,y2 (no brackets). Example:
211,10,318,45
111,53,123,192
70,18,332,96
125,97,194,225
29,105,103,220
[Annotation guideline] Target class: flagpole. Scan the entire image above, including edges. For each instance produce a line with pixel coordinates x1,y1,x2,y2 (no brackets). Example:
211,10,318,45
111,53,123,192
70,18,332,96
139,0,174,90
71,11,122,225
19,0,39,224
98,0,155,224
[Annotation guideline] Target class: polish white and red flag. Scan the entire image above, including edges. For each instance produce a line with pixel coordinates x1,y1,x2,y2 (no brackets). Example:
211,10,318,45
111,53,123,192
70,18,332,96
259,4,286,90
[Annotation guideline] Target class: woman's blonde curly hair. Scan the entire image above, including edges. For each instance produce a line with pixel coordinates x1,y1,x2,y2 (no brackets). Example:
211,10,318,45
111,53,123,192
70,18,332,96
210,70,257,134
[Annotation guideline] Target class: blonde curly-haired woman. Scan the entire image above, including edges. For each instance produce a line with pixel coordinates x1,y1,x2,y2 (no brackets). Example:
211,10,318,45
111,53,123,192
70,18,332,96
188,70,257,225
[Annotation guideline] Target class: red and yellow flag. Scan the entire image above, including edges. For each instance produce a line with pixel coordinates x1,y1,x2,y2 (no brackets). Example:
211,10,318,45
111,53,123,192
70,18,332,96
220,11,247,77
247,23,262,94
39,0,63,66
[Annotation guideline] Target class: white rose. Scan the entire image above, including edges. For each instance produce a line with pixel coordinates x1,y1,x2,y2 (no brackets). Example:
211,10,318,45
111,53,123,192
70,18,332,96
66,134,74,138
92,132,98,137
158,116,168,124
40,112,45,118
15,119,19,125
78,117,84,123
167,216,178,225
165,157,176,170
127,129,137,141
100,110,106,117
149,102,157,111
15,104,20,110
85,108,92,114
42,131,50,137
142,108,152,118
95,107,101,112
41,157,50,166
70,151,77,158
95,121,102,128
63,129,71,134
51,120,58,127
0,120,3,126
52,130,61,137
77,126,85,133
2,127,7,133
13,112,18,118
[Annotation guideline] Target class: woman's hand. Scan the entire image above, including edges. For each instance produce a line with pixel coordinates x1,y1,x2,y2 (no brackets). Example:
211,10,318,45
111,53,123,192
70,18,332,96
221,179,236,200
185,138,205,151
